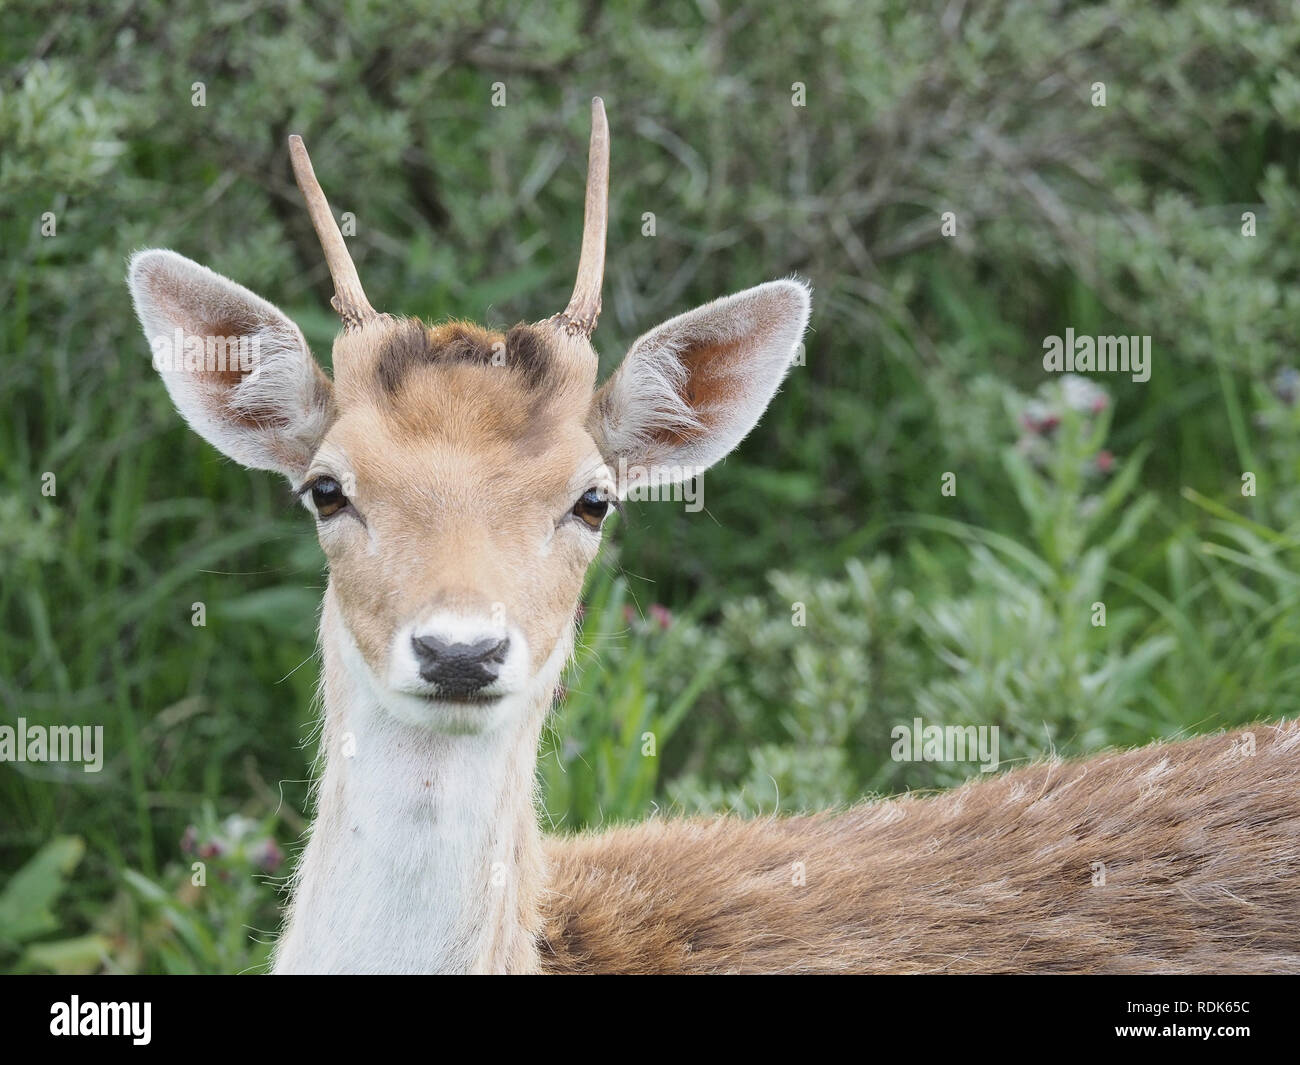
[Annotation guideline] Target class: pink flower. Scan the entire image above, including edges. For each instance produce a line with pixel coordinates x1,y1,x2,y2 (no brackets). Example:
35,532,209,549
1096,450,1115,474
1020,411,1060,435
252,839,283,872
649,604,673,630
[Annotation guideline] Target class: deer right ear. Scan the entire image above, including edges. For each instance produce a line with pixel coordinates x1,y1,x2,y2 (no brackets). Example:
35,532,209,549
127,249,334,480
590,280,810,489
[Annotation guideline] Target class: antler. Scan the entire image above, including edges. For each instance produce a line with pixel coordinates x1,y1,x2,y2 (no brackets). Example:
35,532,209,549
288,135,378,330
550,98,609,338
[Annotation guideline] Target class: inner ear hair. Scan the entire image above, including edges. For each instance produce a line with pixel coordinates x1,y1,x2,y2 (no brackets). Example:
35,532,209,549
590,279,811,479
128,249,335,479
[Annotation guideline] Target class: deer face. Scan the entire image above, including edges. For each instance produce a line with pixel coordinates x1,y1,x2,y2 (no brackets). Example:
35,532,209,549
127,101,810,733
303,318,609,728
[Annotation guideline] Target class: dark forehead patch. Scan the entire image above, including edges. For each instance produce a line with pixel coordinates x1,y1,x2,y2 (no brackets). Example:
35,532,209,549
374,319,554,394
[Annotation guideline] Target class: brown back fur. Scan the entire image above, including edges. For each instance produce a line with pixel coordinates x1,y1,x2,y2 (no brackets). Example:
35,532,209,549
539,722,1300,973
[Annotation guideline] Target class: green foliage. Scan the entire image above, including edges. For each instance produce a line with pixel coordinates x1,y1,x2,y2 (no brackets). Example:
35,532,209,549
2,0,1298,972
540,559,725,828
113,806,283,975
0,836,110,973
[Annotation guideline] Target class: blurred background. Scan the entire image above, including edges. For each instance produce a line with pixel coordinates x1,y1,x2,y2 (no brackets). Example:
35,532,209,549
3,1,1299,973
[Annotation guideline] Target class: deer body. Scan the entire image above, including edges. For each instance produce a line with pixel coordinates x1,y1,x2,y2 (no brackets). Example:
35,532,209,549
542,724,1300,974
127,100,1300,975
282,600,1300,975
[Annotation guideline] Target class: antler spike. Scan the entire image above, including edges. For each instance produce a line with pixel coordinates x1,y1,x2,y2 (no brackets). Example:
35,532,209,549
551,98,609,338
288,135,377,329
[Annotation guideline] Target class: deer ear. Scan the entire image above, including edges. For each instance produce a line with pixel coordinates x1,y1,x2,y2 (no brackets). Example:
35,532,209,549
590,280,810,488
127,249,334,480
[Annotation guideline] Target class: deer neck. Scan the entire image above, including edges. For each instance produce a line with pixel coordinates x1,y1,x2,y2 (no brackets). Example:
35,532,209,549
273,587,555,974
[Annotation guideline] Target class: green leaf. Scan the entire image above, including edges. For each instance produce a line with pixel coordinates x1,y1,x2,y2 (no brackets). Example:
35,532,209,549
0,836,85,945
215,586,321,631
21,934,110,974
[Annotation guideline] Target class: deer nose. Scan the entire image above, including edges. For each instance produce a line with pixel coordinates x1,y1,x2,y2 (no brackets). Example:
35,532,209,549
410,633,510,696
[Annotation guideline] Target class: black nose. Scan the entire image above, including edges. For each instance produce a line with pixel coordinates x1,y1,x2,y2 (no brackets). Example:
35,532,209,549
411,634,510,696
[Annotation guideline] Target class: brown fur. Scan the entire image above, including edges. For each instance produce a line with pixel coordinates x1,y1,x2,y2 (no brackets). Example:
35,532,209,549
538,723,1300,973
317,320,601,679
371,319,557,396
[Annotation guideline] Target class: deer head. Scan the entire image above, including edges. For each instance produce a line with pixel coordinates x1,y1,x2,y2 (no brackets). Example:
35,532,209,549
127,99,811,735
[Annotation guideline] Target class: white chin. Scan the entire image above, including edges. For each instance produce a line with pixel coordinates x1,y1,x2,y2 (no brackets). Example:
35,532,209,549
380,688,517,733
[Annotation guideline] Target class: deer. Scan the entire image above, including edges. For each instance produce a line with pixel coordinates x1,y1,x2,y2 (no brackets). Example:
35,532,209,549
127,99,1300,974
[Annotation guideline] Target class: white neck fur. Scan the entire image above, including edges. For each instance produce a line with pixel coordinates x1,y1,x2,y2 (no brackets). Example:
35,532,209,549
272,588,559,974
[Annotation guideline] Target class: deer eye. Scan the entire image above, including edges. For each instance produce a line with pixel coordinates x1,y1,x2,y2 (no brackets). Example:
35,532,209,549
310,476,348,518
572,488,611,531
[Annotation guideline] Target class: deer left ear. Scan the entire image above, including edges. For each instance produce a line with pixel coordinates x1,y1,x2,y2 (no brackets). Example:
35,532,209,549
128,249,334,480
589,279,810,488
